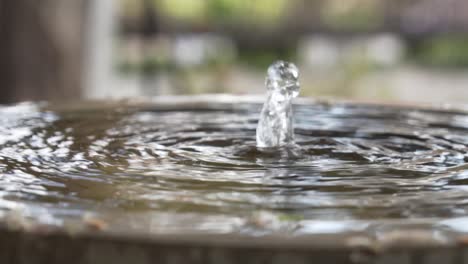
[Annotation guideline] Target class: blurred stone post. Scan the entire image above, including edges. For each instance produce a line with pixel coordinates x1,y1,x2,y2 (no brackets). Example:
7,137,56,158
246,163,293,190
0,0,87,103
83,0,116,99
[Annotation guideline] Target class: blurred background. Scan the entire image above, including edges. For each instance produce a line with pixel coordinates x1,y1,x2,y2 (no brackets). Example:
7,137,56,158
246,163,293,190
2,0,468,104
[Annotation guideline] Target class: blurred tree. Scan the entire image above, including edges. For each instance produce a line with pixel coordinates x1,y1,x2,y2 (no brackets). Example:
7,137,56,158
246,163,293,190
0,0,86,103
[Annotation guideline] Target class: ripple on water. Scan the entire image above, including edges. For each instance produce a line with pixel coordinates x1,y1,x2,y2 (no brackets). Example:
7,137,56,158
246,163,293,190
0,101,468,235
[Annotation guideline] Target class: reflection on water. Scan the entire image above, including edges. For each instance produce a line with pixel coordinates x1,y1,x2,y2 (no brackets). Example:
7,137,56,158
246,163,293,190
0,100,468,235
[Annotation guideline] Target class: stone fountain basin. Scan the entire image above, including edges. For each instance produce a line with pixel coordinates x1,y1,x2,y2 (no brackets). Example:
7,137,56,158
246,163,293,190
1,95,468,264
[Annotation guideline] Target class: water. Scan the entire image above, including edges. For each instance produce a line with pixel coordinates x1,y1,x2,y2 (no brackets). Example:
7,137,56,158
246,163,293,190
257,61,300,148
1,99,468,236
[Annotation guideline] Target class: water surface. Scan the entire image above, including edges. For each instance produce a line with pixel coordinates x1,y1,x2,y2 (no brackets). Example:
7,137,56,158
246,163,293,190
1,99,468,235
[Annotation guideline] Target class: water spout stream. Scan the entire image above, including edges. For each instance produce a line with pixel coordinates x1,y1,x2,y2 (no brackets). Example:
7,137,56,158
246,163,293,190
256,61,300,148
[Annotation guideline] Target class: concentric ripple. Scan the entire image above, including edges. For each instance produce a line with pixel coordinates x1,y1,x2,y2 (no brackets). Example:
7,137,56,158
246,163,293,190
1,100,468,234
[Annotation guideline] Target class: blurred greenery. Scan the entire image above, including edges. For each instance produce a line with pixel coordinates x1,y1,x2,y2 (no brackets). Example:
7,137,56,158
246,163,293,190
117,0,468,85
414,36,468,68
116,58,174,75
116,43,296,75
114,0,468,103
121,0,290,26
322,0,383,31
158,0,206,22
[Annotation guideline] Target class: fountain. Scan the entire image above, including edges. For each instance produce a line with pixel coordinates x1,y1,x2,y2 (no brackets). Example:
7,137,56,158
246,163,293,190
1,63,468,263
